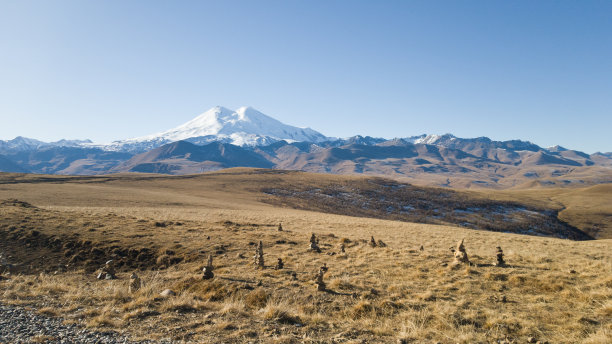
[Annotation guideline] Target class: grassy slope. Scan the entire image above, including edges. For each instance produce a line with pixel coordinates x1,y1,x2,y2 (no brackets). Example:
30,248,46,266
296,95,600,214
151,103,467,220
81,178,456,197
0,169,610,343
472,184,612,239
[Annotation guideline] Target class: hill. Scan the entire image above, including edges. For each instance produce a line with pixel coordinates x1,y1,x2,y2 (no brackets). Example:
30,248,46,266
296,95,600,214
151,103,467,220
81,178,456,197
0,169,610,343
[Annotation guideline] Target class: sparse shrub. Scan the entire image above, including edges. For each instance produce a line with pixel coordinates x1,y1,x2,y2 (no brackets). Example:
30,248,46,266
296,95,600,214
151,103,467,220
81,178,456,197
484,272,508,281
245,288,269,309
156,254,170,267
350,300,374,319
328,278,355,291
261,304,300,324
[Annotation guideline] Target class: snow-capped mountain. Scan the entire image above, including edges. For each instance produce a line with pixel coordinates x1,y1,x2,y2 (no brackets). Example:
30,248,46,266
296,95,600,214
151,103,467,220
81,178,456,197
0,136,93,152
105,106,328,152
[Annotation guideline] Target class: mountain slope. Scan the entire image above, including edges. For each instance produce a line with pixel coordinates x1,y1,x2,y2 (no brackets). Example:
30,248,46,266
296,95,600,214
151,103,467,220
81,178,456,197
112,141,273,174
3,147,132,175
0,154,30,173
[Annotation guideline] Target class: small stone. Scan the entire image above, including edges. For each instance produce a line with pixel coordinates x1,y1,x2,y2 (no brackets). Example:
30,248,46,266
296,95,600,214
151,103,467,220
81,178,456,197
160,289,175,297
527,337,537,343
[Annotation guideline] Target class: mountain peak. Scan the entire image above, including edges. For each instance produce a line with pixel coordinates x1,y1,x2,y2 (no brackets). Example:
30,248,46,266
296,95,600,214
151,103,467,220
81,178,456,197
112,106,328,151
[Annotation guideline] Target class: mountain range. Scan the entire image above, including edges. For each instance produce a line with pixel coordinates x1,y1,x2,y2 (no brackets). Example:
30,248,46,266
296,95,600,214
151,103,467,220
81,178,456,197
1,106,611,189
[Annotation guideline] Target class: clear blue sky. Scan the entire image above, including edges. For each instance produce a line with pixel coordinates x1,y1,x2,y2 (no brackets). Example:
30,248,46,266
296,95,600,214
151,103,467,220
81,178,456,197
0,1,610,153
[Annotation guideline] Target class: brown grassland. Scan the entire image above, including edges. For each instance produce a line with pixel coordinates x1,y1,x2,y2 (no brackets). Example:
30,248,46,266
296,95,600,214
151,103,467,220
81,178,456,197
0,169,610,343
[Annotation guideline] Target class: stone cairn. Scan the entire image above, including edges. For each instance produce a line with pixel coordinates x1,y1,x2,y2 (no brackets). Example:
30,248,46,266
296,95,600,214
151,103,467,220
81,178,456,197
278,223,283,232
370,236,377,247
96,260,117,280
495,246,505,267
254,241,265,269
128,272,141,293
453,239,470,265
0,252,11,274
315,264,328,291
309,233,321,253
275,258,284,270
202,255,215,279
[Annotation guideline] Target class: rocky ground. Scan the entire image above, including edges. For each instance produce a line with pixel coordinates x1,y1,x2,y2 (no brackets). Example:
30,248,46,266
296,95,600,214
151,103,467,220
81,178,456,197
0,303,168,344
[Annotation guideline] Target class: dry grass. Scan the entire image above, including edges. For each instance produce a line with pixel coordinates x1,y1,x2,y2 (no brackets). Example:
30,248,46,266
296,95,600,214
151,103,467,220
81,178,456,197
474,183,612,239
0,169,610,343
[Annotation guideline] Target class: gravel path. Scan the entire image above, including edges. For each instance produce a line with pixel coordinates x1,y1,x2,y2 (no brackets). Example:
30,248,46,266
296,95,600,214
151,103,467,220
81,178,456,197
0,303,169,344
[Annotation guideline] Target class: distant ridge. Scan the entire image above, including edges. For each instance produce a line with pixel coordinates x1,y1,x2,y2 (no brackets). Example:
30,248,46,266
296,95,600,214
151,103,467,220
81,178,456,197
1,105,611,188
111,140,273,174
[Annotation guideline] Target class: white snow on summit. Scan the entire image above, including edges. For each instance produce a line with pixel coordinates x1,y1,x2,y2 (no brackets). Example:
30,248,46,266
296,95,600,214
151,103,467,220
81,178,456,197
107,106,328,151
413,134,456,145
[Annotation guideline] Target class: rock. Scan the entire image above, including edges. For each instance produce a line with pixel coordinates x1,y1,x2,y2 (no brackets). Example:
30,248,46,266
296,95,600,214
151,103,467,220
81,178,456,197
159,289,175,297
527,337,537,343
128,273,141,293
275,258,284,270
96,260,117,280
309,233,321,253
495,246,506,267
254,241,264,268
453,239,470,265
315,264,328,291
277,223,283,231
369,236,377,247
0,303,159,344
202,255,214,280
